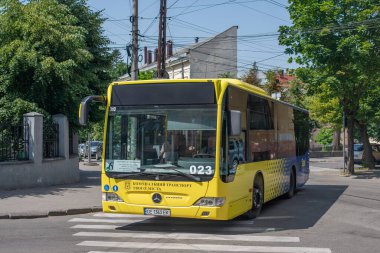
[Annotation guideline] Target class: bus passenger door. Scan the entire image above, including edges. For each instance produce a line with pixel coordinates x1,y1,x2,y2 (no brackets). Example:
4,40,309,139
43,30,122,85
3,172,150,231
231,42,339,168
220,86,252,217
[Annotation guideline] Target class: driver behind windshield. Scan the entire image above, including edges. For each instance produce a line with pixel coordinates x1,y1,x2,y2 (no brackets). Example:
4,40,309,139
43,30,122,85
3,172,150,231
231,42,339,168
159,132,187,163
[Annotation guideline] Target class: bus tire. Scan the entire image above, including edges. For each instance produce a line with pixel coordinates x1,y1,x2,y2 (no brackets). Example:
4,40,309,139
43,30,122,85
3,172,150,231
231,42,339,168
243,174,263,219
285,168,296,199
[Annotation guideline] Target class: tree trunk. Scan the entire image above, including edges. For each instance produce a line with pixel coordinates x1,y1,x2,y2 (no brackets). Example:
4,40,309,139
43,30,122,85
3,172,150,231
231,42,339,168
346,115,355,175
358,123,375,170
332,128,341,151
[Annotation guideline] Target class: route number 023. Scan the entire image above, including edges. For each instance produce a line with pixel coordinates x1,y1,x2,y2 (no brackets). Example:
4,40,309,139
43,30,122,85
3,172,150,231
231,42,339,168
189,165,213,175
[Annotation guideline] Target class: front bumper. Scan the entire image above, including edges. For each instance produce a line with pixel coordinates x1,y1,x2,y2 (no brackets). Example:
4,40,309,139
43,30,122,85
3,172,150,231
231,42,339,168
102,201,230,220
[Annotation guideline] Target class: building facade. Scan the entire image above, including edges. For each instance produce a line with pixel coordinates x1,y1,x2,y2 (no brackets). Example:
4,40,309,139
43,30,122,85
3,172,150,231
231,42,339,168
118,26,238,81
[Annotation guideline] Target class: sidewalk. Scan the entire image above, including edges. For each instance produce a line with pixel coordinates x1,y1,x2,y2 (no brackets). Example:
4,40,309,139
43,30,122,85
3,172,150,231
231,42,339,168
0,162,102,219
1,157,376,219
310,156,344,163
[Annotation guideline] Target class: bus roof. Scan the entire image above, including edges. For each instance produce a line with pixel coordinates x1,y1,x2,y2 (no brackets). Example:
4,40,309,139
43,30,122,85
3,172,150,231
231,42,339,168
109,78,308,113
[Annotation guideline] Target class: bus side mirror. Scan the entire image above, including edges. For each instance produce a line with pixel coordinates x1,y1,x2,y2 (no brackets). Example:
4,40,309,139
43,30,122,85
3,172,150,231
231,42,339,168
228,110,241,136
79,95,106,126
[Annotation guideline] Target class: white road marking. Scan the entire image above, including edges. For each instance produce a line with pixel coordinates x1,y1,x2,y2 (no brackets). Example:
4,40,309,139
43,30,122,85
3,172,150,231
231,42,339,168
88,252,132,253
78,241,332,253
93,212,148,218
69,217,269,227
70,224,278,232
68,218,144,224
73,231,300,242
71,224,119,230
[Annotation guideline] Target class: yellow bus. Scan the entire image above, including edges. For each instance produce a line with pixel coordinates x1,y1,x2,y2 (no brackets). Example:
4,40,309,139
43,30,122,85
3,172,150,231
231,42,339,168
79,79,309,220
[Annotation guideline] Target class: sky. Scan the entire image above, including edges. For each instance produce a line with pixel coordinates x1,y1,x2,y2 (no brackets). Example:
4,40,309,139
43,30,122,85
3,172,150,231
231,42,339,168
87,0,295,77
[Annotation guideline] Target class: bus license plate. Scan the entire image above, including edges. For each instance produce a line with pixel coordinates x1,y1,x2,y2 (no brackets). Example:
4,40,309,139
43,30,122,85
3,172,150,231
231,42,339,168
144,208,171,216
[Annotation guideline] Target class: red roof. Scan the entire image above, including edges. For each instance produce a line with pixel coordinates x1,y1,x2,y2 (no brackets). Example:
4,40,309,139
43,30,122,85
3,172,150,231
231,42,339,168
276,73,295,88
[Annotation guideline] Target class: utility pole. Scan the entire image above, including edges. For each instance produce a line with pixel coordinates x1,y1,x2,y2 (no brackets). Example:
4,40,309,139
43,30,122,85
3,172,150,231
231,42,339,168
131,0,139,80
157,0,167,78
343,111,346,174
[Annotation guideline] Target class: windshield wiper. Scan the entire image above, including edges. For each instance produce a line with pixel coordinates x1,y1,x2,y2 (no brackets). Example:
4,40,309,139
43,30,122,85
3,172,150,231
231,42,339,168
111,172,159,179
109,165,202,182
153,164,201,182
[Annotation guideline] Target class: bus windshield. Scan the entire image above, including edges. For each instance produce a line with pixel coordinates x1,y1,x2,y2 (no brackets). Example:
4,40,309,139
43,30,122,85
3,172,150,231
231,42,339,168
105,105,217,181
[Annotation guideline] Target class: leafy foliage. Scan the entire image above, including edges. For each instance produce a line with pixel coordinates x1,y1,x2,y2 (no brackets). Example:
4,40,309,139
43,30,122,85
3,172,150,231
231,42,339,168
0,97,46,126
314,127,334,147
241,62,261,87
279,0,380,173
0,0,118,129
279,72,306,108
138,70,154,80
263,69,281,95
218,72,234,78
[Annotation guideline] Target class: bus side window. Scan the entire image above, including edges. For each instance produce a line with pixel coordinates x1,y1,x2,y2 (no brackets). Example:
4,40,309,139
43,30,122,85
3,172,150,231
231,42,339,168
247,94,275,162
220,86,247,183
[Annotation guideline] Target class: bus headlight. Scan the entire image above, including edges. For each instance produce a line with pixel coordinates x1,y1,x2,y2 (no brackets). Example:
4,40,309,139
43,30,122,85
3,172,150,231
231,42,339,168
194,197,225,207
102,192,123,202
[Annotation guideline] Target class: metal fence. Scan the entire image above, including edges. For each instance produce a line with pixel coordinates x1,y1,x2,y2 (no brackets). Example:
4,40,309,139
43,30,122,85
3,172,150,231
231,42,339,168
0,123,29,162
43,123,59,158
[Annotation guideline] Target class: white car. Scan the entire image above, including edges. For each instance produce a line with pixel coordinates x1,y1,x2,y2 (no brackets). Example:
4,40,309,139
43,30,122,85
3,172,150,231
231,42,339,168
354,143,380,165
84,141,103,160
370,144,380,165
78,143,85,157
353,144,363,164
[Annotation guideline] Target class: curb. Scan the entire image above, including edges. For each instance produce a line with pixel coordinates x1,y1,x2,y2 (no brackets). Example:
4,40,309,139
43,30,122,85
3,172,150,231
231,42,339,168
0,207,102,220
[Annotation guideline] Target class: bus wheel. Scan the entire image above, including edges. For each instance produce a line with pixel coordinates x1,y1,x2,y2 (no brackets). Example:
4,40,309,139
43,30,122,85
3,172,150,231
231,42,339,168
243,175,263,219
285,168,296,199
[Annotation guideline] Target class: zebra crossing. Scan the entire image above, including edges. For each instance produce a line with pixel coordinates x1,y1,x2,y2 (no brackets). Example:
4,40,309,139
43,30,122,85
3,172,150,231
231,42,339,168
69,212,332,253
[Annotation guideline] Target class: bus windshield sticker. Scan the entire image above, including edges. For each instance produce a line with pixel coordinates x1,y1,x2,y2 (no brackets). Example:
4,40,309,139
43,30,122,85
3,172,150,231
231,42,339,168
189,165,213,175
113,160,141,172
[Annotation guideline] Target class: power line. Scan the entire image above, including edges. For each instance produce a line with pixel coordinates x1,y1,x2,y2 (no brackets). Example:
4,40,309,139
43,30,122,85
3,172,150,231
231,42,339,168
128,0,132,16
141,12,160,36
264,0,287,9
170,17,218,34
170,0,261,10
173,0,200,17
170,0,262,17
168,0,181,9
256,53,286,63
235,2,290,23
168,19,217,35
189,47,285,70
88,4,132,32
167,20,174,41
109,32,279,39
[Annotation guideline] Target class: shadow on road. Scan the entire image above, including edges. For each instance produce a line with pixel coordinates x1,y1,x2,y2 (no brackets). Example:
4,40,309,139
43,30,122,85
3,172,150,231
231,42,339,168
115,184,348,234
350,170,380,180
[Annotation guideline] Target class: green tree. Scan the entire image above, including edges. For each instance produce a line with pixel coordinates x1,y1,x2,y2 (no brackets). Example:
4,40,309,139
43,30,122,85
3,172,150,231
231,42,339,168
0,0,117,129
109,60,129,81
279,0,380,174
281,74,306,107
263,69,281,96
304,78,343,151
241,62,261,87
218,72,234,78
355,84,380,168
314,127,334,150
139,70,154,80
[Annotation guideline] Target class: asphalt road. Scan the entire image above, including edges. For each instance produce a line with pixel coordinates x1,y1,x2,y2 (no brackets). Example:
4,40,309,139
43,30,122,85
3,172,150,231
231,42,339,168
1,162,379,253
